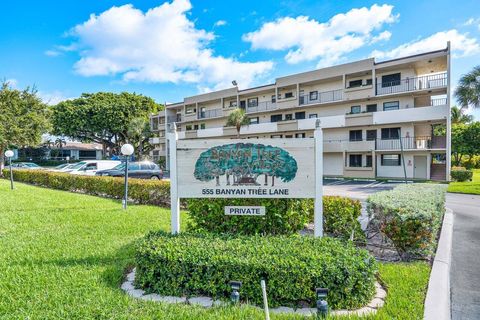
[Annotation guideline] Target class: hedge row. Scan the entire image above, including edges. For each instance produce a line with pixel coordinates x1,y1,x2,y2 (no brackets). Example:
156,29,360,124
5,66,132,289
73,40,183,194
367,184,447,260
2,169,170,206
135,231,377,309
450,168,473,182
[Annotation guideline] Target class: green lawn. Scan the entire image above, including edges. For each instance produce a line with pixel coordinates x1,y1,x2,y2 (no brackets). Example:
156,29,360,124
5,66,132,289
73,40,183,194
0,180,430,319
448,169,480,195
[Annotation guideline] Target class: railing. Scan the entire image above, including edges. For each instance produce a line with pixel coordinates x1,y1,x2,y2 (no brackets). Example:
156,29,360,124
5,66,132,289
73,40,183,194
430,98,447,106
376,73,447,95
167,115,182,123
246,101,278,113
199,108,223,119
299,89,343,106
375,136,446,150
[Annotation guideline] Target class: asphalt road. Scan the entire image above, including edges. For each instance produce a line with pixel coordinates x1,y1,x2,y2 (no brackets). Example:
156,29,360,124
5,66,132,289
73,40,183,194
448,193,480,320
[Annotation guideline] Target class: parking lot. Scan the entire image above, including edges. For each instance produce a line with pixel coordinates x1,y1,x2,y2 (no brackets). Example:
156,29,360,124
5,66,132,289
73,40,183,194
323,178,402,200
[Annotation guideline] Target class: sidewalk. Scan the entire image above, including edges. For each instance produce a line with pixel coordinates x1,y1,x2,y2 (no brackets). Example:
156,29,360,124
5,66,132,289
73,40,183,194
447,193,480,320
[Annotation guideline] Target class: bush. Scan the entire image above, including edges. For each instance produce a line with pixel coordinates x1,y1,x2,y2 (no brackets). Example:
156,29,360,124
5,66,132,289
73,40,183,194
135,232,377,309
2,169,170,206
367,184,447,260
451,169,473,182
187,198,310,235
187,196,365,239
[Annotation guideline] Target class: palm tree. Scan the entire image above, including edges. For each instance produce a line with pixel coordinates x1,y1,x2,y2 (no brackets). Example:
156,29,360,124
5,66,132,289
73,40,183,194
454,66,480,110
225,108,250,138
451,106,473,124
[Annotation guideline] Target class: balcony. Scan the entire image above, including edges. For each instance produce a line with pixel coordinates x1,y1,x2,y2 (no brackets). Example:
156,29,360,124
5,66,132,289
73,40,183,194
375,136,446,151
376,73,447,95
199,108,223,119
167,115,182,123
246,101,278,113
299,89,343,106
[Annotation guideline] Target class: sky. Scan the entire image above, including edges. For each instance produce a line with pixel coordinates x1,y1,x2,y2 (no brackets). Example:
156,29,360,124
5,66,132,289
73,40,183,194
1,0,480,118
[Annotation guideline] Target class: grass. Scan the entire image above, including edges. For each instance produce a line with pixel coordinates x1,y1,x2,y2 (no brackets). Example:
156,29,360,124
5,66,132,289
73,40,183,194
448,169,480,195
0,180,430,319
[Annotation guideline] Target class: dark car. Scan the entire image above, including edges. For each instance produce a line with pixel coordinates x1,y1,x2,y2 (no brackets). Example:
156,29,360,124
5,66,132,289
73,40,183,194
95,161,163,179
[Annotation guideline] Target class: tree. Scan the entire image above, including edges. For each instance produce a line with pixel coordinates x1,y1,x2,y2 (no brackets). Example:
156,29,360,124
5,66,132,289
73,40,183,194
225,108,250,138
451,106,473,124
0,82,50,173
194,143,298,186
126,117,153,160
454,66,480,110
51,92,161,157
451,122,480,166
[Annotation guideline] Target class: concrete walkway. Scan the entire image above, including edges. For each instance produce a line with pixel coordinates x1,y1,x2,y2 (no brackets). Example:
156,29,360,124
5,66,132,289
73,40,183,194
447,193,480,320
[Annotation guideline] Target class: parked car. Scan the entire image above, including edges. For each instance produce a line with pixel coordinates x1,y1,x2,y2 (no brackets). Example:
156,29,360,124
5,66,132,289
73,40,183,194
95,161,163,179
67,160,121,176
10,162,43,170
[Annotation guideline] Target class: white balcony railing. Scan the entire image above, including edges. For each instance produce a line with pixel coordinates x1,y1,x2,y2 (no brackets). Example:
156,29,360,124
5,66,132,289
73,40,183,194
199,108,223,119
376,73,447,95
246,101,278,113
299,89,343,106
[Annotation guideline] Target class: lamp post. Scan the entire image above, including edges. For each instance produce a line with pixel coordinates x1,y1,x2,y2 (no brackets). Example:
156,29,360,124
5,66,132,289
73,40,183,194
120,144,134,210
5,150,14,190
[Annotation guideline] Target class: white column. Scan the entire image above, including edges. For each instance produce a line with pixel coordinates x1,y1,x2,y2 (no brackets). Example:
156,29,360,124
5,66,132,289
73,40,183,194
168,124,180,234
314,120,324,237
446,41,452,181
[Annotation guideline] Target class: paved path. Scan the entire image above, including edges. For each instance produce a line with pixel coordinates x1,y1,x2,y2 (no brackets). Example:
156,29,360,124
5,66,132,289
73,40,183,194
447,193,480,320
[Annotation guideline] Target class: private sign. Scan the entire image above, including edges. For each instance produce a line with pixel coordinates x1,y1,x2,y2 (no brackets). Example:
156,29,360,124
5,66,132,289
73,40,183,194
224,206,266,216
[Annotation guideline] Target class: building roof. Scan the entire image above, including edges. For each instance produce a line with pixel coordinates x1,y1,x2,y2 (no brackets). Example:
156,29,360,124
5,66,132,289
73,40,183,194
51,142,103,151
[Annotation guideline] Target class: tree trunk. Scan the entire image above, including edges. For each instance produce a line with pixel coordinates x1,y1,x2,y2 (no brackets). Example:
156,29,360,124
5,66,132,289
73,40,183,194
0,148,4,177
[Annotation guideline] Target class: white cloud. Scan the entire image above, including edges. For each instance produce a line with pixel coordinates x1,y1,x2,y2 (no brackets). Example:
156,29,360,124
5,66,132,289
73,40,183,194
38,91,73,105
464,17,480,27
214,20,227,27
371,31,392,44
5,78,18,88
64,0,272,90
372,29,480,60
45,50,61,57
242,4,398,66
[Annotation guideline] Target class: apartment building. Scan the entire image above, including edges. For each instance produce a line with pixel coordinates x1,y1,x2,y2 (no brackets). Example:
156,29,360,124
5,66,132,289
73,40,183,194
150,45,451,181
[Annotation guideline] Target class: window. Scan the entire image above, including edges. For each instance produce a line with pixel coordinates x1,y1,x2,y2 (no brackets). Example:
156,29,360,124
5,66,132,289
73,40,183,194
381,127,400,140
366,79,373,85
186,125,192,131
249,117,259,124
366,130,377,141
285,92,294,98
194,124,199,130
349,130,363,141
381,73,401,87
309,114,318,119
271,95,276,103
383,101,399,111
348,79,363,88
159,131,165,137
349,154,362,167
350,105,361,114
240,100,246,109
295,133,306,138
185,106,196,115
159,117,165,124
285,114,293,121
366,155,373,167
271,134,283,138
309,91,318,100
152,118,159,131
247,97,258,108
285,135,293,138
200,123,206,130
381,154,401,166
366,104,377,112
85,163,97,171
229,101,237,108
247,136,259,139
295,111,306,120
271,114,282,122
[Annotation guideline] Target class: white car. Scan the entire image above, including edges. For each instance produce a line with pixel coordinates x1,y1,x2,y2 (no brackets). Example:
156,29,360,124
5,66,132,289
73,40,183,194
67,160,122,176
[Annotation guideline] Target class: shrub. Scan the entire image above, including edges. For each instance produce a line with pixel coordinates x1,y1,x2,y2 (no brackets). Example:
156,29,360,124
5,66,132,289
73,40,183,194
2,169,170,206
367,184,447,260
187,198,310,235
451,169,473,182
323,196,365,243
135,232,377,309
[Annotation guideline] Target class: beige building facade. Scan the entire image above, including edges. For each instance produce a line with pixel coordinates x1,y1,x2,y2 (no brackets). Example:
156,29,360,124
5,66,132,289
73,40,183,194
150,45,451,181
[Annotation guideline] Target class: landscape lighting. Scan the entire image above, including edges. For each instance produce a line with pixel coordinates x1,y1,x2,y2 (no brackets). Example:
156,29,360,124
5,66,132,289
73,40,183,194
229,281,242,304
120,144,134,209
4,150,14,190
316,288,329,319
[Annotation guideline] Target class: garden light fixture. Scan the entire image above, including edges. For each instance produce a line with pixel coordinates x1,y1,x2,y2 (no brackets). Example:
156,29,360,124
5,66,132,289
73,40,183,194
315,288,329,319
229,281,242,304
5,150,14,190
120,144,134,209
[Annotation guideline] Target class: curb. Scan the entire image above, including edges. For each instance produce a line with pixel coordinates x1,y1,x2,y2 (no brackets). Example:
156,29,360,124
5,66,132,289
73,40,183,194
424,207,454,320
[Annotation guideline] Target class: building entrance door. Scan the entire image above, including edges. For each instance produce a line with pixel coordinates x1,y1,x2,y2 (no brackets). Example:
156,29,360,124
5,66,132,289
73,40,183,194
414,156,428,179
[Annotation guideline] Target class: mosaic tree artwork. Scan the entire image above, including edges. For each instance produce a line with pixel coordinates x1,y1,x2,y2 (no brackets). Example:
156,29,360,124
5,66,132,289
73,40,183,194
194,143,298,186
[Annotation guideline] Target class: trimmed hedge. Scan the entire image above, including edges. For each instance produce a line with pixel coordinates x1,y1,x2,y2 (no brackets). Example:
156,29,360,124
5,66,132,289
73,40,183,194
451,169,473,182
367,184,447,260
135,232,377,309
187,196,365,239
2,169,170,206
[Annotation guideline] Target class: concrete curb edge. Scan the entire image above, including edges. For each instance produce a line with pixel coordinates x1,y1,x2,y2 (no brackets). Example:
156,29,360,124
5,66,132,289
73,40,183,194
424,207,454,320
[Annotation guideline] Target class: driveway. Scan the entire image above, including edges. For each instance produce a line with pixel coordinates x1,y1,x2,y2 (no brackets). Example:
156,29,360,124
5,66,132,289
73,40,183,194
323,178,400,200
448,193,480,320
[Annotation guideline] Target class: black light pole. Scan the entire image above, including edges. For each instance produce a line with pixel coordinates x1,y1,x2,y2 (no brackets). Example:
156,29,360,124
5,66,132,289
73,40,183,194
120,144,134,210
5,150,14,190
